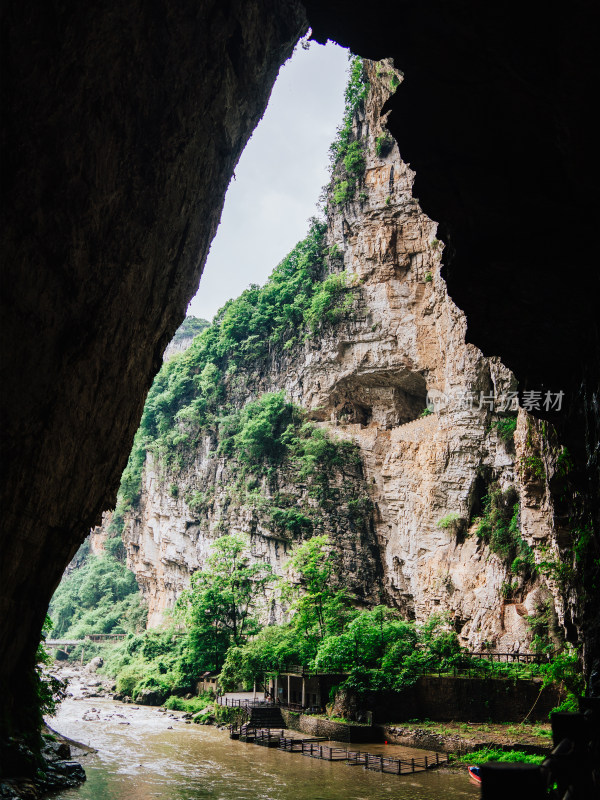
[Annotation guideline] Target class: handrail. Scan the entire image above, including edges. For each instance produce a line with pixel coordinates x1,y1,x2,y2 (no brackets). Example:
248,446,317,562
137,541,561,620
216,696,274,708
266,651,553,677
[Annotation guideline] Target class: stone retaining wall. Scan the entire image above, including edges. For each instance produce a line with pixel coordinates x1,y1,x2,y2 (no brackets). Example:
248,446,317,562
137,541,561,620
381,725,550,756
334,676,562,724
280,710,382,743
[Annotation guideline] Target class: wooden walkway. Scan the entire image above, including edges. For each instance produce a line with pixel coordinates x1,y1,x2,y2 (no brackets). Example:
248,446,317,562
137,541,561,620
230,726,448,776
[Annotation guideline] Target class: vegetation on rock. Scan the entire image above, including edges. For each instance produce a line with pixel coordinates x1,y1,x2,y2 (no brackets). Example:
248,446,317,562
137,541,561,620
49,554,146,639
474,485,535,579
172,315,210,342
219,536,462,693
112,218,361,515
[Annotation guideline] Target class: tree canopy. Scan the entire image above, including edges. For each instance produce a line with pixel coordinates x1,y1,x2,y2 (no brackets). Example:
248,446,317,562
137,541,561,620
176,534,272,671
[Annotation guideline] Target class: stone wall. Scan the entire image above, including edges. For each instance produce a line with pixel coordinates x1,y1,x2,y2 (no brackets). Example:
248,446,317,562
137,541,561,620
336,677,563,725
280,709,382,743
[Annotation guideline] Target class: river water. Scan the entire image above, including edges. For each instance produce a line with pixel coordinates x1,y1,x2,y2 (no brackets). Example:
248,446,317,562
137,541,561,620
49,697,479,800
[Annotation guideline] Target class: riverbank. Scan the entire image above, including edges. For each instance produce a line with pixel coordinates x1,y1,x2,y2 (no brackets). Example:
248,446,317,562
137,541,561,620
0,726,87,800
45,693,479,799
383,719,552,756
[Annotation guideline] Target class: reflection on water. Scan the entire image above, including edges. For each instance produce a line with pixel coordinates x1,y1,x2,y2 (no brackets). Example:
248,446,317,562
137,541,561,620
50,698,479,800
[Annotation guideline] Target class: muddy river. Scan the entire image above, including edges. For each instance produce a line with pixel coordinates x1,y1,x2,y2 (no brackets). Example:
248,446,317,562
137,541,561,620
50,697,479,800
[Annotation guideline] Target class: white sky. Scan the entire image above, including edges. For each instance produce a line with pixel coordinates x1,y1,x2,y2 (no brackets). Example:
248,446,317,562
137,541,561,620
186,41,350,322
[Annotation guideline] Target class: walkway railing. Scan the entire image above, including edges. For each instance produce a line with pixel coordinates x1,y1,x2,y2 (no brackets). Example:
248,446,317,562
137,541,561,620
269,651,551,679
232,728,447,776
216,697,274,708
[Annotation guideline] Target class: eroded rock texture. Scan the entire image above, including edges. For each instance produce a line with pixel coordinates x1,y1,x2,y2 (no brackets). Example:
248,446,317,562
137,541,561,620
105,63,568,656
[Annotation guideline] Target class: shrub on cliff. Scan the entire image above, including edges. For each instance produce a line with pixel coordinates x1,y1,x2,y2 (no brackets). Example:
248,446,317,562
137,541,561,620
48,554,146,639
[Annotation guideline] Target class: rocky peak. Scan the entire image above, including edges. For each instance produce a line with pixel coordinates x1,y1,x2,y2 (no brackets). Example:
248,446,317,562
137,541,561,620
113,58,571,656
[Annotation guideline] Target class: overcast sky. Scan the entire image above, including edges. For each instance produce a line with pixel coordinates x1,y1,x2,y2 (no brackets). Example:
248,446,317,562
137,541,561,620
186,41,350,322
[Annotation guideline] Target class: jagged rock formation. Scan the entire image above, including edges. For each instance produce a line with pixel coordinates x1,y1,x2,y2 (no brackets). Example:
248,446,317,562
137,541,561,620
119,446,383,627
110,61,567,654
2,0,598,751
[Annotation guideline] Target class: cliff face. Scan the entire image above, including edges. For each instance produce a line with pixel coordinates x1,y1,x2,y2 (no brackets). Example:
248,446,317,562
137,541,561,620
108,60,570,653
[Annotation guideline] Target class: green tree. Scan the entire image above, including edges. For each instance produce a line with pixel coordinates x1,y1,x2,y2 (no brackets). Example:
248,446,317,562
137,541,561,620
285,535,353,649
177,534,272,671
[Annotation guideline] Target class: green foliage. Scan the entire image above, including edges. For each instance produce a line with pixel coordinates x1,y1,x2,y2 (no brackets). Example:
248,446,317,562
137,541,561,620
475,487,535,577
327,58,370,207
111,219,363,504
343,142,365,177
176,534,272,671
333,180,353,205
574,524,593,564
436,512,461,530
285,536,351,642
49,554,146,639
389,73,400,92
500,580,520,600
537,546,575,589
375,133,393,157
555,446,573,477
103,535,126,562
172,316,209,343
270,507,313,536
523,455,545,480
539,646,583,703
490,416,518,444
100,628,200,702
220,392,297,465
36,616,67,717
452,748,544,765
527,598,556,656
163,693,213,713
219,625,310,691
424,272,433,283
329,56,369,167
335,612,462,692
305,272,355,330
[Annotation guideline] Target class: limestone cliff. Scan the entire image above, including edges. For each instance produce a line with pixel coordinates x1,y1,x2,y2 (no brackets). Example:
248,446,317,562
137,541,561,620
104,59,572,654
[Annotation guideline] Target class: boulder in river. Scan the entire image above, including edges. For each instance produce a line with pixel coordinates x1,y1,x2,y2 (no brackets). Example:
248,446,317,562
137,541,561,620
87,657,103,672
135,688,165,706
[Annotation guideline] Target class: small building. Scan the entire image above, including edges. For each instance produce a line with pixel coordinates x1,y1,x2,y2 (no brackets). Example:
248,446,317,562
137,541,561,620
197,671,219,695
266,667,348,711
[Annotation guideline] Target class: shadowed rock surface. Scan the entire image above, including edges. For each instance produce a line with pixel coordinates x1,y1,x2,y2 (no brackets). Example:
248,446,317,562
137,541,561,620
0,0,308,739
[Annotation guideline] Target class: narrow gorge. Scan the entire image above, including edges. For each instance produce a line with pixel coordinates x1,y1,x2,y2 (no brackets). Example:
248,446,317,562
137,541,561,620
92,60,578,661
3,3,599,795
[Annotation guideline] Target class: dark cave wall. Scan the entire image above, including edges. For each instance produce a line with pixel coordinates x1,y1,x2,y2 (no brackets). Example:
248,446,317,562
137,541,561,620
305,0,600,446
1,0,599,741
0,0,307,733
